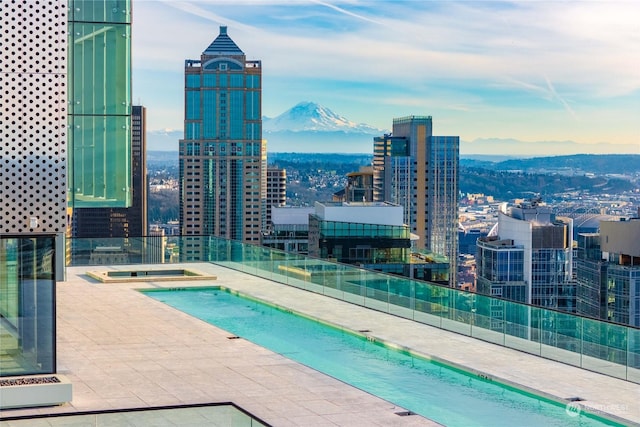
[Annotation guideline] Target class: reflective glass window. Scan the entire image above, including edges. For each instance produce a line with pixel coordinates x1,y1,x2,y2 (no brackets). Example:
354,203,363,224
71,115,131,207
186,74,200,88
0,237,56,377
186,91,200,120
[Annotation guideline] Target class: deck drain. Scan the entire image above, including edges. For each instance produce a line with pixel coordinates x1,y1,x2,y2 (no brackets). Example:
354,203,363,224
358,329,371,333
566,397,585,402
227,336,241,340
395,411,416,416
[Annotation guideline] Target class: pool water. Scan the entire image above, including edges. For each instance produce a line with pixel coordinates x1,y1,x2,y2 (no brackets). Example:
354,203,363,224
144,288,621,427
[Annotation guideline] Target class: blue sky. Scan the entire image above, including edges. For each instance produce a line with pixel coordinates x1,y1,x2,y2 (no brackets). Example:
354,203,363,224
133,0,640,153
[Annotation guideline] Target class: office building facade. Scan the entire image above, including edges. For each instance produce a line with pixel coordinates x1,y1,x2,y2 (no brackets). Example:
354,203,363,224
180,26,265,259
576,219,640,327
262,206,314,254
476,203,575,312
373,116,459,285
266,167,286,227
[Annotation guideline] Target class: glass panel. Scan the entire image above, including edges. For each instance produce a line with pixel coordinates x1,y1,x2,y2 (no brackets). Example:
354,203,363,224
203,91,217,138
413,282,441,327
247,75,260,88
246,91,260,120
203,74,216,87
229,74,243,87
229,91,243,139
69,7,131,209
540,310,581,366
186,74,200,88
186,91,201,120
71,0,131,23
72,115,131,207
0,236,56,377
71,23,130,115
628,327,640,383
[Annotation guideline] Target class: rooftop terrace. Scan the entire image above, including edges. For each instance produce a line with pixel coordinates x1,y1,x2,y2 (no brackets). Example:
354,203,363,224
1,262,638,426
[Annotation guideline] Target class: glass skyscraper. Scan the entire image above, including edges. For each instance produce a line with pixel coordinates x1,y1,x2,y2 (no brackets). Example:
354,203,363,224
576,220,640,327
373,116,459,286
180,26,265,259
476,203,575,311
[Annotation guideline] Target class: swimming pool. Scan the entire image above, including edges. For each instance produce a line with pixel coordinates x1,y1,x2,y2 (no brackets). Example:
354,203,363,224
143,287,621,427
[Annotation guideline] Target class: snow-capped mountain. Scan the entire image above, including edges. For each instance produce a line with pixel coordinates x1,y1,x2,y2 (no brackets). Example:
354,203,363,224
144,102,386,153
263,101,384,134
147,129,183,151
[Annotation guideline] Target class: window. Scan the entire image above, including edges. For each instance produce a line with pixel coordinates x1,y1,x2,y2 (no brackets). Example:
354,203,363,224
0,237,56,376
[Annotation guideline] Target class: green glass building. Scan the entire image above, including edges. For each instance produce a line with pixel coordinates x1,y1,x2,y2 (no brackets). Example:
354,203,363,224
68,0,132,208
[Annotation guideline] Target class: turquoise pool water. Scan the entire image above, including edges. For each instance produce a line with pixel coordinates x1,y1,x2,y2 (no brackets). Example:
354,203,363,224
144,288,621,427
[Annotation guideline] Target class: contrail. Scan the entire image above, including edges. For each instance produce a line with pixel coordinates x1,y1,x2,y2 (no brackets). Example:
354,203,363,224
161,0,256,32
310,0,385,26
544,75,577,119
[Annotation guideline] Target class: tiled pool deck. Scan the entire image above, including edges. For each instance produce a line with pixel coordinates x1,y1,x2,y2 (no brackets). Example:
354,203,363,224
1,263,638,426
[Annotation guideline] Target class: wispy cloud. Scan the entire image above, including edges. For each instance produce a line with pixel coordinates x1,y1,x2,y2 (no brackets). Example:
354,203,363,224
132,0,639,147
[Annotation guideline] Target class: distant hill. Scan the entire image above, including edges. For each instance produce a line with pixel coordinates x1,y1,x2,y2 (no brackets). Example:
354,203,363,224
460,167,636,200
461,138,638,157
489,154,640,175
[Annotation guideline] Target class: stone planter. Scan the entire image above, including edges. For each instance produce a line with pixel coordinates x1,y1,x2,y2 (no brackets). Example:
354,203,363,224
0,375,72,409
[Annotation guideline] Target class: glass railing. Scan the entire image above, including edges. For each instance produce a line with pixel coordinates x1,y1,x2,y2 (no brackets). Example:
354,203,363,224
66,235,640,384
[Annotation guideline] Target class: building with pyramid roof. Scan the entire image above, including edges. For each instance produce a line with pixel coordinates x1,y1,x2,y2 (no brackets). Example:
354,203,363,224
180,26,265,260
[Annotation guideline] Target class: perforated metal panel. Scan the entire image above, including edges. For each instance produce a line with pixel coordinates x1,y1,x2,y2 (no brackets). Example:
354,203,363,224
1,0,67,234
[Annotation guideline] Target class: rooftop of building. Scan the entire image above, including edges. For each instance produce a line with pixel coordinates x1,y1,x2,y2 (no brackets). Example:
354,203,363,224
1,263,637,426
203,26,244,56
477,236,522,248
316,201,399,208
271,206,315,225
392,116,433,123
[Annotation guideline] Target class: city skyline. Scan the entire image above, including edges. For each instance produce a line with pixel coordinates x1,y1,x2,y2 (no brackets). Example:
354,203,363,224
133,0,639,154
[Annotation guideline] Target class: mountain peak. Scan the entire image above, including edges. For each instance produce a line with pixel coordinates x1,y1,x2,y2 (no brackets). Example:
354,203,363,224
264,102,383,134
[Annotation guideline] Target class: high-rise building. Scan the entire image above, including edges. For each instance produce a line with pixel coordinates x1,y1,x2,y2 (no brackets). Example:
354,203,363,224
72,105,147,243
1,0,67,381
373,116,459,285
576,219,640,327
266,167,286,227
146,226,167,264
180,26,265,259
575,232,607,320
476,202,575,312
